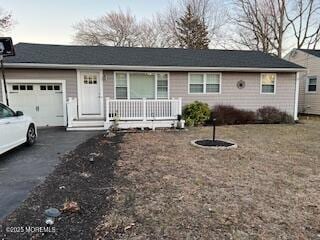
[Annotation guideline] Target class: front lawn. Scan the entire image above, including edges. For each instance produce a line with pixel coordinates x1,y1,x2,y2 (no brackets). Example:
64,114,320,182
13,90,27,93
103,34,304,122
1,119,320,239
96,119,320,239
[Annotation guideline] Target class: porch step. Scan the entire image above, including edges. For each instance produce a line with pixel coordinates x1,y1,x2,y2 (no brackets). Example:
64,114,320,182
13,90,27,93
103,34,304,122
66,126,107,131
71,120,105,127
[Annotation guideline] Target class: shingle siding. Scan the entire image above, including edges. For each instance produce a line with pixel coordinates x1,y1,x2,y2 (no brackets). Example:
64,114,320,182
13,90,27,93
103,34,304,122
287,50,320,115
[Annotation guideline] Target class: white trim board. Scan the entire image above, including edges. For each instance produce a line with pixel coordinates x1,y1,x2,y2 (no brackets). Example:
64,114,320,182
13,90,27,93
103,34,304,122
294,72,299,121
4,63,304,73
2,79,67,126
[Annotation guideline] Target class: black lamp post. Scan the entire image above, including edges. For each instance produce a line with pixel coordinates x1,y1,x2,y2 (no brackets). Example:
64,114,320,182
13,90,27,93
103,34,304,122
212,118,216,142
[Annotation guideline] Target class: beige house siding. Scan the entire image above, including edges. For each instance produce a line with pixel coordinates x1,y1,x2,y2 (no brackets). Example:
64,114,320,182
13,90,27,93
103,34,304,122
170,72,296,116
0,69,297,117
103,71,114,99
286,50,320,115
0,68,77,102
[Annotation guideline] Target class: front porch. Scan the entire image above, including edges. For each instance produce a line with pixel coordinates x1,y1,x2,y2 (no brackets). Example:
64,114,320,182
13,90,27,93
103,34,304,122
66,97,184,131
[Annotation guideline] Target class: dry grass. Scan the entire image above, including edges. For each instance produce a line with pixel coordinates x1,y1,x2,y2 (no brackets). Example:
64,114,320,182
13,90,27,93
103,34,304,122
95,119,320,240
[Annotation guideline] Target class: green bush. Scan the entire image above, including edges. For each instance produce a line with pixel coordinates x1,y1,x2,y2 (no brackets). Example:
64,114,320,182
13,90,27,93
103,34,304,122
256,106,294,124
183,101,210,126
211,105,256,125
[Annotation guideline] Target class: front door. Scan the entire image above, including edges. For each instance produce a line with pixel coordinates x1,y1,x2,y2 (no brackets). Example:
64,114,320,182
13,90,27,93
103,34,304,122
80,72,102,116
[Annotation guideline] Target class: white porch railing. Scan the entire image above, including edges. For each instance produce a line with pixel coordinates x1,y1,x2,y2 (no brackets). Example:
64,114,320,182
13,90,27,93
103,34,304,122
106,98,182,122
66,97,78,127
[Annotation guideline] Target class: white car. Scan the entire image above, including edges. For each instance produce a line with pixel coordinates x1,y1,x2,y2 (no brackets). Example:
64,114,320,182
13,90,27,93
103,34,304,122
0,103,37,155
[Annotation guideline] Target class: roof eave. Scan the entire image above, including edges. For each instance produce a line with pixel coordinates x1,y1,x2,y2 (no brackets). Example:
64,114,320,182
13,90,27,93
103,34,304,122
3,63,305,72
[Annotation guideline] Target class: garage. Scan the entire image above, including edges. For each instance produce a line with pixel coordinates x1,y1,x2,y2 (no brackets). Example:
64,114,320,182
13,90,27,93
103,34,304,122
7,81,65,126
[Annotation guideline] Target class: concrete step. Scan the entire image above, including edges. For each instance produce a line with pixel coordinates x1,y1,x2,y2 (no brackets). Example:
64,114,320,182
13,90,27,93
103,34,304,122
66,126,107,131
71,120,105,127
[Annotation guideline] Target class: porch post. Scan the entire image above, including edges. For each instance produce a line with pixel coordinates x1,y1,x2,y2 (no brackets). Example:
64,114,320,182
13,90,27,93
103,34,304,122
178,97,182,115
143,98,147,121
67,97,73,128
105,97,110,123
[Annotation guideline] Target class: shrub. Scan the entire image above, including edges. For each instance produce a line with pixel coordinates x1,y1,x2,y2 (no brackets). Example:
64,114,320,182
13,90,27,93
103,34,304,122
256,106,294,124
211,105,256,125
183,101,210,126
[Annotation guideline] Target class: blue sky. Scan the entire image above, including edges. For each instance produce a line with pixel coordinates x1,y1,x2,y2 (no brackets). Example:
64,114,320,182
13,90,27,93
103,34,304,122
0,0,172,44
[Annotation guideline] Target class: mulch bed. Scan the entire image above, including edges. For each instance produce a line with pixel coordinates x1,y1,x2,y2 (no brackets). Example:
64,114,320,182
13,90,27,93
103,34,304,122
195,139,235,147
0,132,123,240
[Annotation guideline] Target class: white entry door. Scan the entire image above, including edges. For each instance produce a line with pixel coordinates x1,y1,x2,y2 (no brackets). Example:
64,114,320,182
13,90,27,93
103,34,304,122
80,72,102,116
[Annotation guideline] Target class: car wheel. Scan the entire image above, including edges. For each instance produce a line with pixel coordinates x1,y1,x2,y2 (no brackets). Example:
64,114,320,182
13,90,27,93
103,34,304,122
26,125,36,145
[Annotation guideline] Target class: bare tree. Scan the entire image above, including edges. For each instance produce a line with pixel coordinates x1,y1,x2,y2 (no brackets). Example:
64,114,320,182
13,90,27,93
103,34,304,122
232,0,295,57
231,0,320,55
0,8,12,35
231,0,275,53
73,9,140,47
73,8,178,48
286,0,320,49
73,1,226,48
152,13,181,47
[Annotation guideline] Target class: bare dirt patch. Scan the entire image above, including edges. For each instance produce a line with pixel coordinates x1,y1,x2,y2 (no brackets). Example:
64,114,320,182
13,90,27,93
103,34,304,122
96,120,320,239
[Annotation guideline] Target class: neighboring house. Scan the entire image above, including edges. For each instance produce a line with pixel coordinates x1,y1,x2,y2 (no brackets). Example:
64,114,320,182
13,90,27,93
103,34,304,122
0,43,303,130
285,49,320,115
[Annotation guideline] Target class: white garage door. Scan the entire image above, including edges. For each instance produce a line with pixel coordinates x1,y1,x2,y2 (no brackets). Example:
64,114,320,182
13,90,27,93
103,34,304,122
8,82,64,126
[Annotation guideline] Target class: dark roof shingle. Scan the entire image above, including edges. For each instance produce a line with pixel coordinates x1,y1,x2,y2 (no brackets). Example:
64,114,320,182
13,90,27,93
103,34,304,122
298,49,320,58
5,43,303,69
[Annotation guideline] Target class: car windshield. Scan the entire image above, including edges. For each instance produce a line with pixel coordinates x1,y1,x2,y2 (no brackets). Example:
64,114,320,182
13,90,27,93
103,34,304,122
0,104,15,118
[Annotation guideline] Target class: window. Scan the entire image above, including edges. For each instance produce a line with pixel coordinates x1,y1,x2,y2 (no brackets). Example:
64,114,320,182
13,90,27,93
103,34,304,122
115,72,169,99
47,85,53,90
40,85,46,91
157,73,168,98
261,73,276,94
206,74,220,93
0,104,15,118
115,73,128,99
307,76,317,93
189,73,221,94
54,85,60,91
83,74,97,84
189,74,204,93
12,84,33,91
130,73,155,99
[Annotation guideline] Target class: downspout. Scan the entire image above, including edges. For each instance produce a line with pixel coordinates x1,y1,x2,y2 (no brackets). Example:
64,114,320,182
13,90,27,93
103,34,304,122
294,72,300,121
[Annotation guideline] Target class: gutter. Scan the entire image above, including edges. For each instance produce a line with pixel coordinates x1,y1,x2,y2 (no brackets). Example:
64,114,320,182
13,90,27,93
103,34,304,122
3,63,305,72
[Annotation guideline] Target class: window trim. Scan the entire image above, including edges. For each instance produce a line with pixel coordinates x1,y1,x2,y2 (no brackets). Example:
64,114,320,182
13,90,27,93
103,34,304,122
114,71,170,99
188,72,222,94
306,76,317,93
260,73,277,95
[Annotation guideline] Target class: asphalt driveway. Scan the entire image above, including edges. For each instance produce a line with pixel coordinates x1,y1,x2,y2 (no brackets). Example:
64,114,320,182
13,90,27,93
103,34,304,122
0,127,99,220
